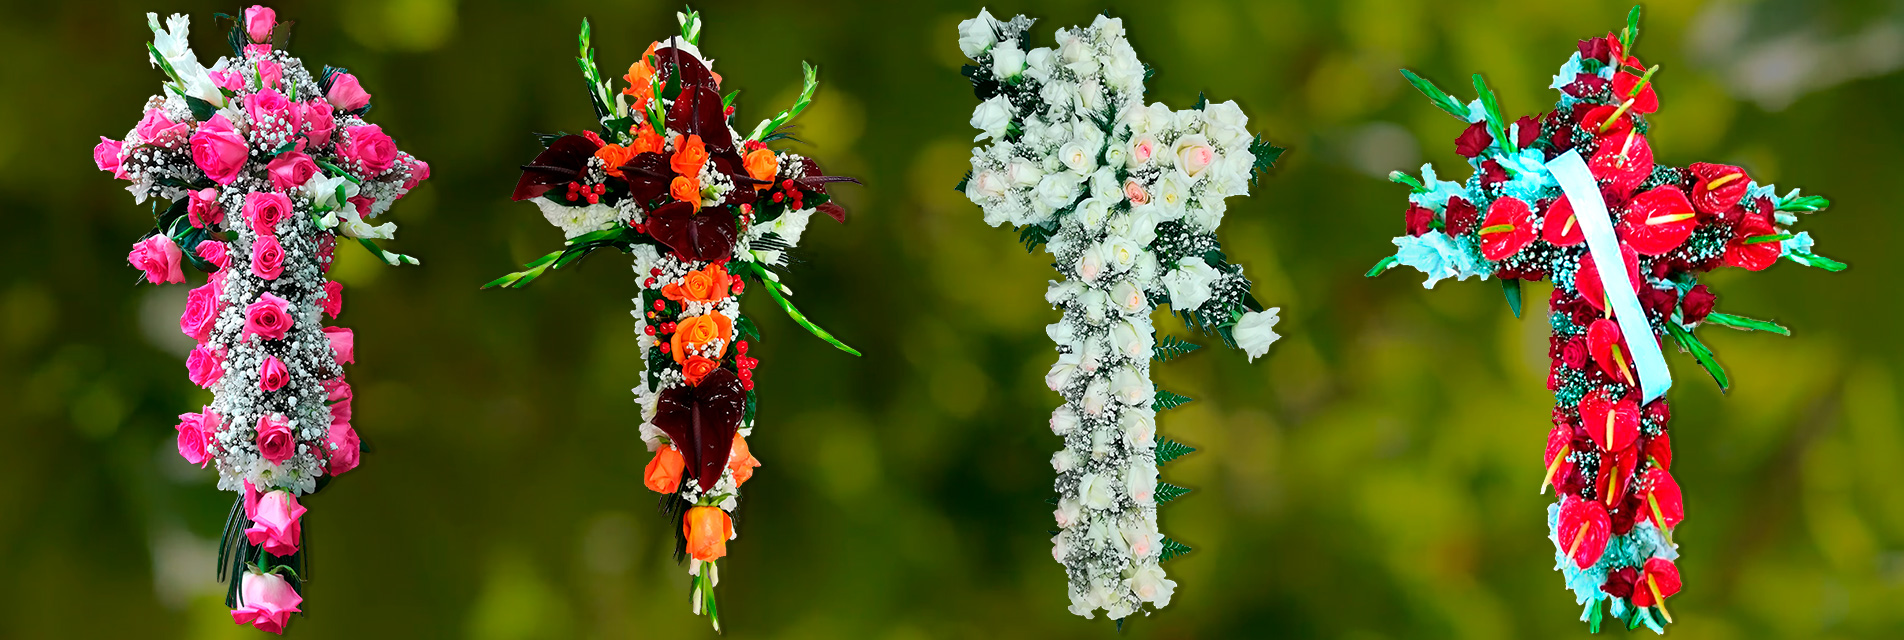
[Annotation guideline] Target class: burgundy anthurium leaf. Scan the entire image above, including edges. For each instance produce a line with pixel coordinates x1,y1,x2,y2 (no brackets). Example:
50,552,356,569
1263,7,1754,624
817,202,847,224
513,135,601,201
650,368,747,492
667,84,733,153
655,46,718,92
620,152,674,206
646,201,736,263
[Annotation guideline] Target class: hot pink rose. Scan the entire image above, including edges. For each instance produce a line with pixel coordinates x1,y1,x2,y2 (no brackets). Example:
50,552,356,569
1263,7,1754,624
326,72,371,111
129,235,186,284
187,345,225,388
191,115,249,185
136,108,189,148
210,68,246,91
302,100,335,145
245,6,276,43
187,188,224,228
324,377,353,423
339,125,397,176
94,137,127,179
196,240,231,269
246,88,299,138
266,152,317,191
245,44,273,57
244,489,304,556
323,327,354,365
175,409,218,467
251,234,285,280
230,571,302,634
325,420,360,476
245,292,294,340
259,355,289,392
255,413,296,464
180,282,221,341
256,60,283,90
320,281,342,319
402,157,431,190
244,191,293,237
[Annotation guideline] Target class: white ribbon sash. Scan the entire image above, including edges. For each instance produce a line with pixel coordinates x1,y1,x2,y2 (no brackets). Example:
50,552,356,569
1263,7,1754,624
1545,150,1672,403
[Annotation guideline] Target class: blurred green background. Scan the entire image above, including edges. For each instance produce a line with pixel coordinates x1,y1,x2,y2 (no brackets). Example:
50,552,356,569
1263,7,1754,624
4,0,1901,637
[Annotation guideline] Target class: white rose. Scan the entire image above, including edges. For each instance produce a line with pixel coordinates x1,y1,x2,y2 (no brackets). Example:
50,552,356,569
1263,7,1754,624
1233,308,1282,362
1054,497,1082,528
1127,562,1177,607
1119,409,1156,446
1086,167,1121,203
1045,320,1077,345
1119,103,1152,134
1162,257,1219,312
1068,588,1097,619
1175,134,1217,181
1076,246,1105,282
1052,449,1079,473
1046,352,1081,391
1111,366,1151,406
1050,405,1080,435
1025,47,1057,82
1092,14,1126,39
1122,520,1160,559
1153,172,1188,213
1034,172,1082,211
1104,599,1135,622
1079,335,1109,373
1131,251,1160,284
1005,156,1044,189
1111,320,1152,359
1046,279,1082,305
1052,532,1072,564
1080,472,1117,510
1203,100,1249,133
1076,197,1111,229
1078,78,1106,112
957,9,1000,58
1059,33,1091,64
1102,237,1140,273
1089,423,1114,458
1187,197,1227,233
1082,378,1110,416
1111,280,1148,314
970,95,1013,142
1100,144,1128,173
1060,141,1098,175
1126,462,1158,505
966,169,1008,203
1125,207,1159,246
1079,289,1108,324
1106,47,1145,92
1127,134,1161,169
992,39,1026,79
1039,78,1081,113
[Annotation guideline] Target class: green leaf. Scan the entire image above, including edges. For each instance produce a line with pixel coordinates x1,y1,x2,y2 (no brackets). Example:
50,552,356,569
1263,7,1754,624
1622,5,1644,57
1502,278,1523,318
954,170,971,194
1249,135,1285,177
1777,194,1831,213
1153,389,1193,412
184,95,218,122
1152,335,1202,362
483,250,561,289
1703,312,1790,336
1017,223,1055,254
735,316,762,343
1787,251,1848,272
1588,597,1604,633
1366,255,1400,278
1472,74,1514,154
1159,537,1193,562
746,263,861,356
1400,69,1469,120
1666,321,1730,392
747,62,819,142
1155,437,1196,464
1155,482,1191,503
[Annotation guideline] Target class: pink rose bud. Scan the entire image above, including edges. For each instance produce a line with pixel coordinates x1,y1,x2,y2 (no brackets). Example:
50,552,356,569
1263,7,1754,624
179,281,222,342
402,158,431,190
187,345,225,388
323,327,355,365
174,409,218,467
255,413,296,464
251,234,285,280
325,421,360,476
326,72,372,111
339,124,398,176
320,281,343,319
230,570,302,634
128,235,186,285
196,240,231,269
188,188,225,228
302,100,335,145
190,115,250,185
258,355,289,392
243,489,305,556
93,137,128,179
244,292,295,341
265,152,317,191
244,43,274,57
210,68,246,91
243,191,294,237
244,5,277,43
246,88,299,138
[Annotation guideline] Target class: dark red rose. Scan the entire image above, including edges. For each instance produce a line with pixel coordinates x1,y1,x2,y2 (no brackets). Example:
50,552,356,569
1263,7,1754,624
1681,284,1716,324
1444,197,1478,236
1514,115,1541,149
1405,204,1434,236
1611,492,1641,535
1480,159,1508,186
1639,285,1678,317
1455,121,1492,157
1602,566,1640,599
1562,338,1589,369
1565,73,1610,99
1579,36,1612,64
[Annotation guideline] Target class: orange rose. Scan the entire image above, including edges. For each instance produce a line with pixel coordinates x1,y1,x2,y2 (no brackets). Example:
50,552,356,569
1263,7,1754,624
670,175,702,211
662,263,731,304
743,148,779,190
643,445,685,493
630,125,664,156
681,356,719,386
670,134,708,177
594,143,638,179
670,312,733,363
683,506,732,562
728,434,761,486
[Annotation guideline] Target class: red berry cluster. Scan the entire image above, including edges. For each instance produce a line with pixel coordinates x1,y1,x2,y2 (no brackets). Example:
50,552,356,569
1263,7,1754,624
769,179,805,210
735,340,756,390
566,181,606,204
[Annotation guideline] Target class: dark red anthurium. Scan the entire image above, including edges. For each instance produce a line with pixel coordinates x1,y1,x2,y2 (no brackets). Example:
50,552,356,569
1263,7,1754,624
1558,496,1613,569
1586,319,1638,387
1575,243,1641,313
1543,195,1586,246
1689,162,1750,217
513,135,602,201
1588,131,1655,197
652,367,747,492
1580,389,1640,454
1631,558,1682,609
1640,467,1684,531
1479,196,1538,260
1724,210,1781,271
1620,186,1698,256
645,201,737,263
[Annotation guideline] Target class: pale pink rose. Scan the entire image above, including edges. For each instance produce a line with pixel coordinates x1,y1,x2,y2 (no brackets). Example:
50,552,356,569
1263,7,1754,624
258,355,289,391
93,137,127,179
210,68,246,91
128,235,186,284
266,152,317,191
180,282,221,341
325,421,360,476
255,60,283,90
243,191,293,237
323,327,354,365
251,235,285,280
1177,140,1216,179
230,571,302,634
187,345,225,388
255,413,295,464
244,489,305,556
1129,135,1158,167
338,125,397,176
191,115,249,185
301,100,335,145
244,292,294,340
320,281,342,318
326,72,371,111
246,88,299,137
136,108,189,148
196,240,231,269
245,6,277,43
401,157,430,190
188,188,224,228
175,409,218,467
1123,178,1150,206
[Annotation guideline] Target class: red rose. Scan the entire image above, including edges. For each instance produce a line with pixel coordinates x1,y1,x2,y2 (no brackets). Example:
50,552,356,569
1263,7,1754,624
1455,121,1492,157
1602,566,1640,599
1405,204,1434,236
1479,159,1508,186
1578,36,1612,64
1639,285,1678,318
1564,73,1609,98
1444,197,1479,236
1561,338,1589,370
1680,284,1715,324
1514,115,1541,149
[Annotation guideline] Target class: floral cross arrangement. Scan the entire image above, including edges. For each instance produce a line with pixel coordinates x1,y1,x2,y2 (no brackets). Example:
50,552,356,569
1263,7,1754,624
487,8,858,631
1370,6,1843,633
957,9,1285,624
94,5,429,635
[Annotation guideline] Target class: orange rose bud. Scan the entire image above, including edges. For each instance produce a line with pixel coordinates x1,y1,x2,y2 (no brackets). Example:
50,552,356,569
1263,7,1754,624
669,175,702,211
669,313,734,363
643,446,686,493
683,506,732,562
663,263,732,304
681,356,719,386
728,434,762,486
670,134,708,177
743,148,779,190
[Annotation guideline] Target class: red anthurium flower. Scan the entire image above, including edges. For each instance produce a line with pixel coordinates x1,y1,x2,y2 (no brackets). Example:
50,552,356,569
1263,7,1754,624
1580,389,1640,454
1689,162,1750,217
1611,70,1659,115
1586,319,1639,387
1575,243,1641,313
1631,557,1683,610
1645,431,1673,471
1597,445,1639,507
1543,421,1577,494
646,201,737,263
1543,195,1586,246
1640,467,1684,530
1558,496,1613,569
1580,104,1634,137
652,367,747,492
1620,186,1698,256
1588,131,1655,197
1724,210,1781,271
1479,196,1538,260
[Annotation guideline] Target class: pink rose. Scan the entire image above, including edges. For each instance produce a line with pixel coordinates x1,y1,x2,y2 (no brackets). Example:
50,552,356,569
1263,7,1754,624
196,240,231,269
245,7,277,43
230,570,302,634
191,115,249,185
187,188,224,228
266,152,317,191
324,377,353,424
128,235,186,284
320,281,342,319
1177,139,1216,179
302,100,335,145
259,355,289,391
245,292,294,340
175,409,218,467
256,60,283,90
244,489,305,556
402,157,430,190
326,72,372,111
136,108,189,148
244,44,273,57
346,195,373,217
187,345,225,388
93,137,127,179
325,420,360,476
210,69,246,91
255,413,296,464
251,234,285,280
243,191,293,237
323,327,354,365
246,88,299,138
180,282,221,341
1123,178,1150,206
339,125,397,176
